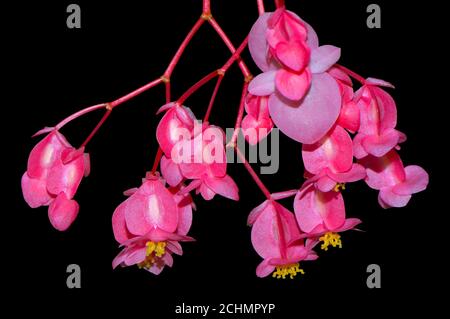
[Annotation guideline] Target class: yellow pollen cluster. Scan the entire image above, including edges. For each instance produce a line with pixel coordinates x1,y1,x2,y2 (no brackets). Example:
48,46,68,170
333,183,346,192
319,232,342,251
272,263,304,279
137,241,166,269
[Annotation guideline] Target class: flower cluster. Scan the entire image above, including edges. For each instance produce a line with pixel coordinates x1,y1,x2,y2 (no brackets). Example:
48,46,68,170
21,4,428,279
244,8,428,278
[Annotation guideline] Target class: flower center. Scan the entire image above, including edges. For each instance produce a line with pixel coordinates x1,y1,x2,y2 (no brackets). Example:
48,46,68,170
138,241,166,269
272,263,304,279
319,232,342,251
333,183,346,192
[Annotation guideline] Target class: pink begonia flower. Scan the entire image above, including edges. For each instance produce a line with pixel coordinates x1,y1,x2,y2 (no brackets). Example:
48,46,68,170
21,129,90,231
353,79,407,159
171,123,239,201
241,94,274,145
329,67,360,133
248,200,318,279
294,183,362,251
248,8,342,144
112,176,194,274
359,150,428,208
302,125,366,192
156,103,197,157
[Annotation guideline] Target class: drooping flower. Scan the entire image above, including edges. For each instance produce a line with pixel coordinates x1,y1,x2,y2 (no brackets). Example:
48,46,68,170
170,123,239,201
248,200,318,279
112,175,194,274
248,8,342,144
302,125,366,192
294,183,361,251
241,94,273,145
359,150,428,208
353,79,406,158
21,129,89,231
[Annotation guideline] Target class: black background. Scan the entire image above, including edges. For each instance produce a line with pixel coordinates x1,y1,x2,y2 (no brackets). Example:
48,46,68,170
4,0,443,316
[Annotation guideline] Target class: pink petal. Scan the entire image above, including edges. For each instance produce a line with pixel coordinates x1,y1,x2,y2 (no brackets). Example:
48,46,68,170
337,218,362,232
337,100,360,133
310,45,341,73
248,13,272,72
112,198,132,244
361,129,402,157
275,69,311,101
269,72,341,144
365,77,395,88
327,163,367,183
302,125,353,175
46,154,85,199
275,41,310,72
160,156,184,187
248,71,276,96
174,193,193,236
294,185,345,233
256,259,276,278
393,165,429,195
316,175,337,192
125,180,179,235
21,173,53,208
379,188,412,208
48,192,79,231
204,175,239,201
124,246,147,266
360,151,406,190
27,132,68,179
247,200,270,225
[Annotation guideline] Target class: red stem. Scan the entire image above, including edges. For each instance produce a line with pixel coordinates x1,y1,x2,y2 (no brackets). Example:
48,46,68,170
110,77,163,108
208,18,251,79
202,0,211,14
275,0,285,8
257,0,265,15
235,146,272,200
80,109,112,147
177,70,219,106
164,18,205,78
229,82,249,146
203,76,223,122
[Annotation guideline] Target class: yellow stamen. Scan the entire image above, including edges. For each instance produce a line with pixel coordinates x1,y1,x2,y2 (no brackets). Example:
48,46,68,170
333,183,346,192
272,263,304,279
138,241,166,269
319,232,342,251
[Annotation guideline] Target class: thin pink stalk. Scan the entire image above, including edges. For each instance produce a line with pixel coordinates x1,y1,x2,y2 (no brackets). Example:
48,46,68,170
203,76,223,122
202,0,211,14
177,70,219,106
229,82,249,146
234,146,272,200
164,18,205,78
335,64,366,85
110,77,163,108
80,109,112,147
257,0,265,15
208,18,252,79
55,103,107,130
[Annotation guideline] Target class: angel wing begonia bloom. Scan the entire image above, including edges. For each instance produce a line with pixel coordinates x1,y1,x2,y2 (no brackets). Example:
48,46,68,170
248,8,342,144
171,124,239,201
248,200,318,279
302,125,366,192
112,175,194,274
359,150,428,208
353,80,407,159
241,94,274,145
294,184,361,251
21,129,90,231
